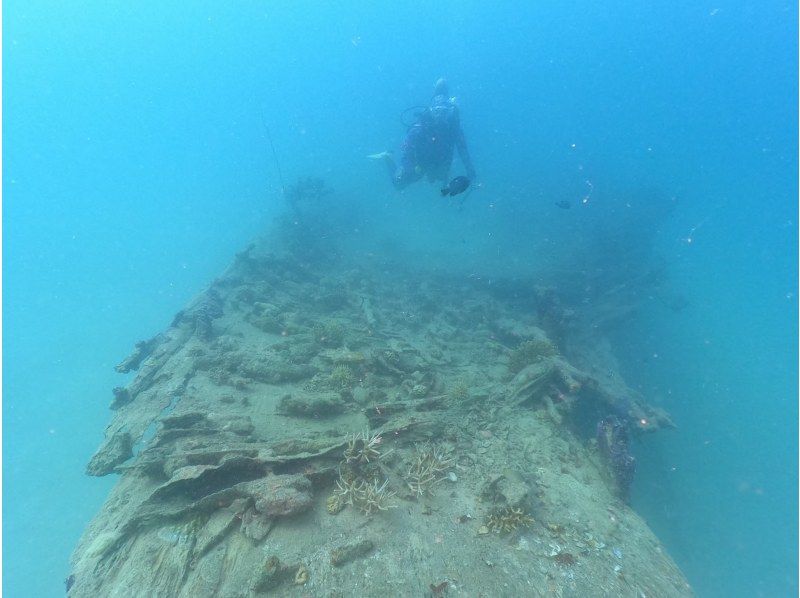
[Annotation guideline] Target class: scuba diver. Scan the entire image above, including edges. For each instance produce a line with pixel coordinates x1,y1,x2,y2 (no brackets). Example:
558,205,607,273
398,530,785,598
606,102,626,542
370,78,476,193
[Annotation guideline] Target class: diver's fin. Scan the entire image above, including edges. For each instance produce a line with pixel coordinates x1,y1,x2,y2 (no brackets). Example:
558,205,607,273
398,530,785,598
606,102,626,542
367,151,392,160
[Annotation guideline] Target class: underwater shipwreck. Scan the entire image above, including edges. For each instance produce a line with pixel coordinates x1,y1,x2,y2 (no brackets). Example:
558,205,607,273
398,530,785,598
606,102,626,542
69,179,693,597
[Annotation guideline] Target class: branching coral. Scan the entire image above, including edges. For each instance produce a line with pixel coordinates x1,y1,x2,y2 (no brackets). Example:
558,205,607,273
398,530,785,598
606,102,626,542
354,479,397,515
343,430,384,465
328,474,396,516
329,475,361,512
327,430,397,516
486,507,534,534
405,443,454,498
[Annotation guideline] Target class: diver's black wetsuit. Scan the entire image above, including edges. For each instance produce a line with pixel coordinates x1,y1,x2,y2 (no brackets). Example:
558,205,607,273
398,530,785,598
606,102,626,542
386,93,476,190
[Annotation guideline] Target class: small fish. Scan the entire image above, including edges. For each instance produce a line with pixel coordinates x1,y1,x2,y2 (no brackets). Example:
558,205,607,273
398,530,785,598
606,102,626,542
555,200,571,209
441,176,470,196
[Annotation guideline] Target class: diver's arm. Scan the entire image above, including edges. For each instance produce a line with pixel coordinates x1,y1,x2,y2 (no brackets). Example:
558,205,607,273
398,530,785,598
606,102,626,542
455,128,476,180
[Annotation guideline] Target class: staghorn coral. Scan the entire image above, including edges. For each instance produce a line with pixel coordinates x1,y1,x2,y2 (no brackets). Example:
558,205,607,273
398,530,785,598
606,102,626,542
329,474,361,510
486,506,534,534
343,430,385,465
405,443,454,498
354,478,397,515
327,430,397,516
328,474,396,516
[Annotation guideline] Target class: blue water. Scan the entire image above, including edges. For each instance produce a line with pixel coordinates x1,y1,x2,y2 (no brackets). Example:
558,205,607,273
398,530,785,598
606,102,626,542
4,2,796,596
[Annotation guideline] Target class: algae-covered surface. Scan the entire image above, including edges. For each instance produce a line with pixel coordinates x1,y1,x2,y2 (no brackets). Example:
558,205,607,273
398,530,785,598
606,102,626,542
69,189,691,597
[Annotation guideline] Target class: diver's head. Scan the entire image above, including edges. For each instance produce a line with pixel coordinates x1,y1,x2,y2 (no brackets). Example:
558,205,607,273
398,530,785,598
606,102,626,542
433,77,449,96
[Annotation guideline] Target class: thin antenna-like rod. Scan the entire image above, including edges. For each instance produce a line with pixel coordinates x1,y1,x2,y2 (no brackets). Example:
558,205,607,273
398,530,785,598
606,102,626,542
260,108,286,194
265,125,285,194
